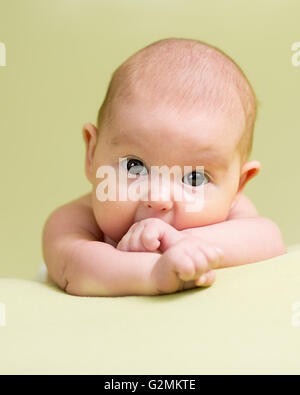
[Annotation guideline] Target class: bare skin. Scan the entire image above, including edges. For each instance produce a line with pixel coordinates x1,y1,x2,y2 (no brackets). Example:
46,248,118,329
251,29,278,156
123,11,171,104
42,99,286,296
42,191,286,296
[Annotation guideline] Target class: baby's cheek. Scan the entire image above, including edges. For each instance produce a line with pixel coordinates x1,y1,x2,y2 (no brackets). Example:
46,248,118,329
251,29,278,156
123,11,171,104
93,199,138,242
176,199,228,229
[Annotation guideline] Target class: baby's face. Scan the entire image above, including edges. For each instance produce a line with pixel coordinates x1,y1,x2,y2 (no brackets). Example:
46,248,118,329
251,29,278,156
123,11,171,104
88,98,245,243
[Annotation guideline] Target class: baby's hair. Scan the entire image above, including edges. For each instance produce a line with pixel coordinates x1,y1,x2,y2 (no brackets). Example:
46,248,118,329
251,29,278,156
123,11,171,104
97,38,258,163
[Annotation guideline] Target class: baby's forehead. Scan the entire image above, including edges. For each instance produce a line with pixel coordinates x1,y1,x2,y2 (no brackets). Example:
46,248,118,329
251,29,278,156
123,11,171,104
99,39,254,163
107,99,244,159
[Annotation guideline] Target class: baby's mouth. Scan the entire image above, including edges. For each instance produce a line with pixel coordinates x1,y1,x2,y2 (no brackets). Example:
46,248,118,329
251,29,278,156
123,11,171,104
134,206,174,225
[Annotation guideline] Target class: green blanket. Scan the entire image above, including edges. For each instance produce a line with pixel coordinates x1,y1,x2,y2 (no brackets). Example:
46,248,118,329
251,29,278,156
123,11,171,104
1,246,300,374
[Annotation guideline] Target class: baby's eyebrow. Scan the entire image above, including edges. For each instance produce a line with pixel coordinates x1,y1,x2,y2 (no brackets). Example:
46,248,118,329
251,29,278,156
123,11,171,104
109,134,137,146
110,136,125,146
109,134,228,168
196,150,229,168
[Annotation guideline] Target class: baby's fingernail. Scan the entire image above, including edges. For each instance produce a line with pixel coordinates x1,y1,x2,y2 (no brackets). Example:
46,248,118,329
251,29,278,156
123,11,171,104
196,274,207,286
216,247,224,256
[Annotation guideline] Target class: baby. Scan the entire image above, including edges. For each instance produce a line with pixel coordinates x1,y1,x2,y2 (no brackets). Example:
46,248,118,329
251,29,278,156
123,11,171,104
42,38,286,296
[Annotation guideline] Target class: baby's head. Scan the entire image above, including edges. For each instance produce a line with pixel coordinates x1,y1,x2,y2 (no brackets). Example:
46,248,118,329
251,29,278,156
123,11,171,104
83,38,261,242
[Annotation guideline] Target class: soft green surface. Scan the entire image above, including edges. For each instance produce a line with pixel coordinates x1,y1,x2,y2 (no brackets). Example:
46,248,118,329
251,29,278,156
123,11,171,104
0,1,299,280
1,247,300,375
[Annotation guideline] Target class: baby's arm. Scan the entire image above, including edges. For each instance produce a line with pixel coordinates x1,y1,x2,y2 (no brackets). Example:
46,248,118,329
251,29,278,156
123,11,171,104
117,194,286,268
181,194,287,267
42,194,162,296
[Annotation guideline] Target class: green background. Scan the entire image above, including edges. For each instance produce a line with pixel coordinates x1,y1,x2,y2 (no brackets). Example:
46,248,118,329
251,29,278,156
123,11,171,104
0,0,299,279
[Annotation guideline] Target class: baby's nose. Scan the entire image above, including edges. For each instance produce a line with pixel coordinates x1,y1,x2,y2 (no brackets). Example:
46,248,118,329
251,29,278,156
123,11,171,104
144,200,173,212
142,178,176,212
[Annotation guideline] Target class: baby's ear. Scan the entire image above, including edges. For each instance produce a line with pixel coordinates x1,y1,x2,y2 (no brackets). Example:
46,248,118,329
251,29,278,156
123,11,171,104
237,160,261,194
82,123,98,183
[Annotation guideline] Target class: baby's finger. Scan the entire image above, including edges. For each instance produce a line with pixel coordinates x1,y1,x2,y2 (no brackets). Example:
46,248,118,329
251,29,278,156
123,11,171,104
129,224,148,252
117,230,133,251
175,252,199,282
196,244,223,269
142,224,161,251
195,270,216,287
117,223,142,251
184,248,208,279
117,237,129,251
193,251,210,278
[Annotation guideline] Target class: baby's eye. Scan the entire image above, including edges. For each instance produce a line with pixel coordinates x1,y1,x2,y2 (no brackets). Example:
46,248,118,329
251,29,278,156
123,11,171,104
182,171,209,187
121,158,148,176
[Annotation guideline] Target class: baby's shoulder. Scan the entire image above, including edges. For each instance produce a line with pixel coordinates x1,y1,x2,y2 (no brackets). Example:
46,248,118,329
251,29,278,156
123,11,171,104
54,193,104,241
72,194,117,245
73,192,93,208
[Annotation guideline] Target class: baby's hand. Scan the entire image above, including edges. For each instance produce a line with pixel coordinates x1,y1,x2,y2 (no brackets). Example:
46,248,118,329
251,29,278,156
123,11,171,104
151,237,223,294
116,218,184,253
